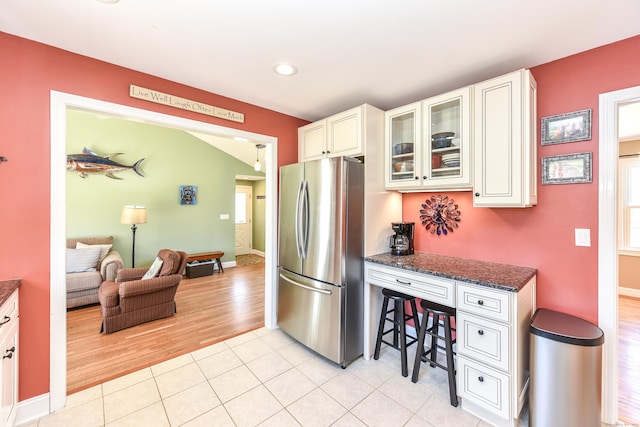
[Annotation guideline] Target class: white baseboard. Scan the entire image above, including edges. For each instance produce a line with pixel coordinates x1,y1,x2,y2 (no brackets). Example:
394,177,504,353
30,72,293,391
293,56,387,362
619,286,640,298
15,393,50,426
250,249,265,256
221,261,236,269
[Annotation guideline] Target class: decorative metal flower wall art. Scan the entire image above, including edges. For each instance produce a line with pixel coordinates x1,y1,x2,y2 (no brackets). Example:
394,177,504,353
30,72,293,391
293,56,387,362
419,195,461,235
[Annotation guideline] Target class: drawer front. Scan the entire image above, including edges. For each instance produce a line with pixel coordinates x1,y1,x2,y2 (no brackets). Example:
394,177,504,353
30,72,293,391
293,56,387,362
365,263,455,307
457,311,510,371
0,290,18,336
457,283,510,322
458,355,511,420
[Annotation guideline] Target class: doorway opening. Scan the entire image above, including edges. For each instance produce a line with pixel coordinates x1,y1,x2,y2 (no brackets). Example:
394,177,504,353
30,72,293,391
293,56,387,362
235,185,253,256
50,91,279,412
598,85,640,424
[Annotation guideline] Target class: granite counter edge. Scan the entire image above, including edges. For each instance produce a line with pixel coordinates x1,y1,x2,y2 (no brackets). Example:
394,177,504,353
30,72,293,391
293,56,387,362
0,279,21,307
364,256,536,292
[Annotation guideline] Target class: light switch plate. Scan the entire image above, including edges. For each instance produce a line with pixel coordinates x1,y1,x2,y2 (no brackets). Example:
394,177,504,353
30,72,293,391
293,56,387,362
575,228,591,247
220,214,229,220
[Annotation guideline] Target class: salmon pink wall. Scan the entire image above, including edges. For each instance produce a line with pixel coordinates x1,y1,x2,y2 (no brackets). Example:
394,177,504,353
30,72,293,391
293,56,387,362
403,35,640,326
0,32,306,401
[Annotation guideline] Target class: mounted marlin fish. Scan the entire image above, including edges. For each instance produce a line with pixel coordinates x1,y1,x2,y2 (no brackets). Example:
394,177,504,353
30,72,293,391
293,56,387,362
67,147,144,180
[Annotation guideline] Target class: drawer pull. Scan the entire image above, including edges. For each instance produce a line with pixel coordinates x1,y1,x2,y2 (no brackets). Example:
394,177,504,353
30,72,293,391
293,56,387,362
478,376,484,382
477,300,484,306
0,316,10,326
478,330,484,336
3,346,15,359
396,279,412,285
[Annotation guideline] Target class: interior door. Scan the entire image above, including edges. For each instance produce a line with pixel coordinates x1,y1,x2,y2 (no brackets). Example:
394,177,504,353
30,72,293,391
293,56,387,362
235,185,252,256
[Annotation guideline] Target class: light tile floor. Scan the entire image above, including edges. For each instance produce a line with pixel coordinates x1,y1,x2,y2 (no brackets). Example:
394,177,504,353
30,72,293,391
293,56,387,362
22,327,528,427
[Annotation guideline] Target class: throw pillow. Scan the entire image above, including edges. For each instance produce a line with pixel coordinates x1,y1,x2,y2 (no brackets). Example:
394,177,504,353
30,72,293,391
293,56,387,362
157,249,181,276
76,242,113,266
142,257,164,280
66,247,102,273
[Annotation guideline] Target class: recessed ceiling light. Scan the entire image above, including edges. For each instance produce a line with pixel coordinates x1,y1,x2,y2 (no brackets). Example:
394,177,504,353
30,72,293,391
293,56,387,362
274,63,298,76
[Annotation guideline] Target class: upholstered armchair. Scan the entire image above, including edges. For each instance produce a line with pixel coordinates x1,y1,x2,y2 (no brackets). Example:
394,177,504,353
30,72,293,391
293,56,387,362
66,236,123,308
98,249,188,334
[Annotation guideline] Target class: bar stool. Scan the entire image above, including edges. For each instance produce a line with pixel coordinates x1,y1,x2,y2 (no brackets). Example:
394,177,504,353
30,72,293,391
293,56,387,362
373,288,420,377
411,299,458,407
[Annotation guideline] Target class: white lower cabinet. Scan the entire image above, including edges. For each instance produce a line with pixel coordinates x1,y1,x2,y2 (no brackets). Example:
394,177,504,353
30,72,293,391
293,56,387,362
0,290,18,427
458,356,511,420
456,280,535,427
364,261,535,426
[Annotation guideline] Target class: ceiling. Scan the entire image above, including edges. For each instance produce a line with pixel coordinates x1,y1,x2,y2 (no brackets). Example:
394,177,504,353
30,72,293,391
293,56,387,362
2,0,639,123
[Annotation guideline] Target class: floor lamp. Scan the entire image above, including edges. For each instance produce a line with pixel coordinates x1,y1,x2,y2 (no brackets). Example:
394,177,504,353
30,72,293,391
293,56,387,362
120,205,147,267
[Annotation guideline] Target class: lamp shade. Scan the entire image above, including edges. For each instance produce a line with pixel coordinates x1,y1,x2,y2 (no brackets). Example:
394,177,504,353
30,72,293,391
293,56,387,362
120,205,147,225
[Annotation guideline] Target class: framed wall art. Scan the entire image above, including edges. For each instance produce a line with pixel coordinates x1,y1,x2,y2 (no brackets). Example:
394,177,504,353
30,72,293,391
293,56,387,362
179,185,197,205
541,109,592,145
541,152,592,185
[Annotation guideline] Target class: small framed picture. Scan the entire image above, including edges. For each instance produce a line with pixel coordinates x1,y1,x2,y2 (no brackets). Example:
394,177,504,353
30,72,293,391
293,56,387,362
542,153,592,185
179,185,197,205
541,109,592,145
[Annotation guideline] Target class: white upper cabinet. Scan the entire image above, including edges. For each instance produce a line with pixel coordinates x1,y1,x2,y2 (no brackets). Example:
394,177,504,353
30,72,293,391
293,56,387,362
298,121,326,161
384,102,421,190
383,68,537,207
472,69,537,207
423,87,472,189
385,88,471,191
298,104,380,162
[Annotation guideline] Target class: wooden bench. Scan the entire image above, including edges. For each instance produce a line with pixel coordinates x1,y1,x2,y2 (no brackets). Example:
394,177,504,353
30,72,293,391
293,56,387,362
187,251,224,273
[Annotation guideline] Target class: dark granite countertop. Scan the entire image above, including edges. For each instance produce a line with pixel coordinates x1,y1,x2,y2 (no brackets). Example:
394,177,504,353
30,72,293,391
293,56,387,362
0,279,21,307
365,252,536,292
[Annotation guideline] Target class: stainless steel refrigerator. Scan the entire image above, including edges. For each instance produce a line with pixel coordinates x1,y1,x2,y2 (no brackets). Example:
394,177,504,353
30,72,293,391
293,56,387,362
278,156,364,367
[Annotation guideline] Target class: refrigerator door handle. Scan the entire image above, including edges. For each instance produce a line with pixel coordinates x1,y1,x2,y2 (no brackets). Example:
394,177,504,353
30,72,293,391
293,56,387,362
295,180,304,258
301,180,310,259
279,273,333,296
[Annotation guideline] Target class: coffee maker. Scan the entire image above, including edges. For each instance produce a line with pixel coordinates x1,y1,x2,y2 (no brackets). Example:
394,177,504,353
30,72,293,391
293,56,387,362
389,222,415,256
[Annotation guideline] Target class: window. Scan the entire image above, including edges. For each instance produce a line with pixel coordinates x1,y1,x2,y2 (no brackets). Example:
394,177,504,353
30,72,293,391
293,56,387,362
619,157,640,252
235,192,246,224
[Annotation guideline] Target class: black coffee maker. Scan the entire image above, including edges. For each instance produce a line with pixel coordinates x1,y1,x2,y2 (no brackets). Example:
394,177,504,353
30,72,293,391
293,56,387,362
389,222,415,256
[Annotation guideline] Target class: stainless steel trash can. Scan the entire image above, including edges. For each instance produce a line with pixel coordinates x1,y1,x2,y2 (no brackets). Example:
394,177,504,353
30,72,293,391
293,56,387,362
529,308,604,427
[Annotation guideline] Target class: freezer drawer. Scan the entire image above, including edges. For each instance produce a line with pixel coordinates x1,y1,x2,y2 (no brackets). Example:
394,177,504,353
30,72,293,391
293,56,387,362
277,269,344,364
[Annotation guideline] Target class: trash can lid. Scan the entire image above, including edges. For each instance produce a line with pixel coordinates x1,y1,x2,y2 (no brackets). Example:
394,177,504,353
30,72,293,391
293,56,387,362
530,308,604,346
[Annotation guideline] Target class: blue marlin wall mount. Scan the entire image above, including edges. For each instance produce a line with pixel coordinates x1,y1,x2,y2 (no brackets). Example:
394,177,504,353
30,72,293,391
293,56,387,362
66,147,144,180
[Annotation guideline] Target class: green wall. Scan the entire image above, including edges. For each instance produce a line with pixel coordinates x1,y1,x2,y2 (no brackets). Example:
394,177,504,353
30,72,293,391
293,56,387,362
66,111,264,267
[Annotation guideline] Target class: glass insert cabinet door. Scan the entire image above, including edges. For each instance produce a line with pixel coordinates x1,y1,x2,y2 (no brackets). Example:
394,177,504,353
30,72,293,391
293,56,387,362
386,102,421,187
423,87,471,188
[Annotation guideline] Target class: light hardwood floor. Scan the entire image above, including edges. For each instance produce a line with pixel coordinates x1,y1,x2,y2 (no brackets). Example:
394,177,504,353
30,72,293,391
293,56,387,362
67,262,265,394
619,295,640,424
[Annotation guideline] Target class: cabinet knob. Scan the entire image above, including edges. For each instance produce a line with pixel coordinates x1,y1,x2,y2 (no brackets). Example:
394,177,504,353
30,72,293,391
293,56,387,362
477,300,484,306
475,192,480,197
478,330,484,336
422,176,427,180
321,151,326,154
3,346,15,359
415,176,419,180
326,150,330,154
0,316,10,326
478,376,484,382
